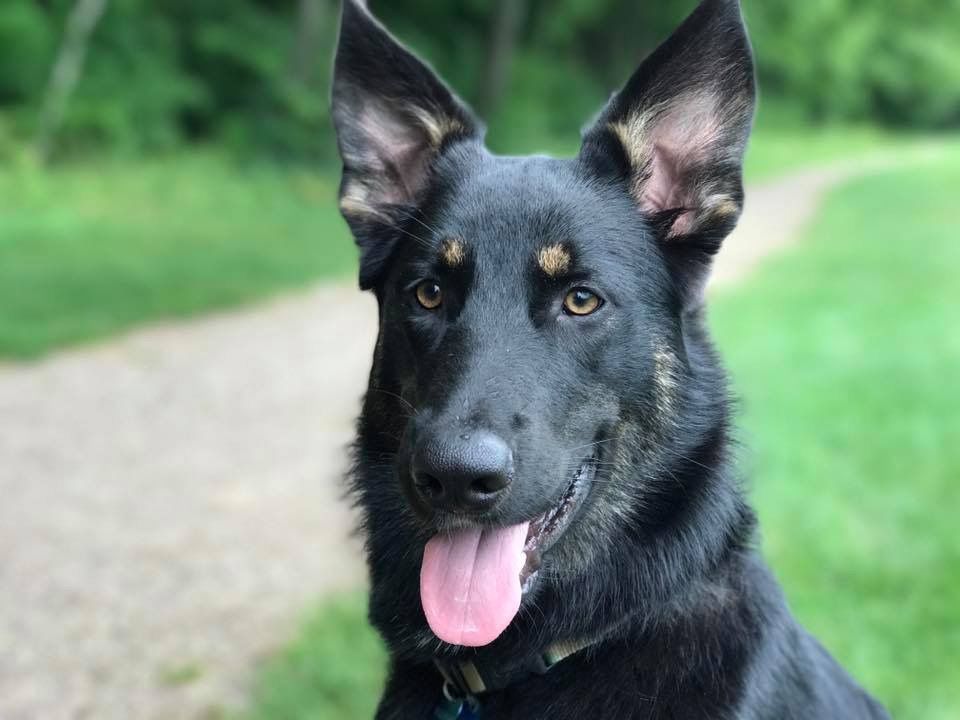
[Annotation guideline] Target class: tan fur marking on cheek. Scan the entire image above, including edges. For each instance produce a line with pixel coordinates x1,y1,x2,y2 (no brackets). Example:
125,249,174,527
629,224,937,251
440,238,466,267
538,244,571,277
653,345,680,426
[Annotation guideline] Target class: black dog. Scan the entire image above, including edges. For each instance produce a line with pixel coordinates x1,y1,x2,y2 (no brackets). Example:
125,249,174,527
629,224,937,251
331,0,890,717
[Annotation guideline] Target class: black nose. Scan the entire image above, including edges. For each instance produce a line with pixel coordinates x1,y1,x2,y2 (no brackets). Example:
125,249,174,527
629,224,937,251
411,431,514,513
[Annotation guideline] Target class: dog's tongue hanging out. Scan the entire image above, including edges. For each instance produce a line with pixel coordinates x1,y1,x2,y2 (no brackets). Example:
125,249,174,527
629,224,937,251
420,522,529,647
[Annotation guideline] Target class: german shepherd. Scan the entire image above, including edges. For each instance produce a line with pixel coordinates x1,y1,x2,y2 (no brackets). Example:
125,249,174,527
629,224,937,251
331,0,890,717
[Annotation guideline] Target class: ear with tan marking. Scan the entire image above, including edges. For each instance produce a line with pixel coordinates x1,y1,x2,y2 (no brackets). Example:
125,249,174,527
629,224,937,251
332,1,481,287
580,0,755,255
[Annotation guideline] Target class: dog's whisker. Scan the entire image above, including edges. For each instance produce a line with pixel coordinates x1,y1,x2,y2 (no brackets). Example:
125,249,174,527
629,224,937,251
396,207,442,237
563,435,624,454
368,387,418,414
379,217,434,250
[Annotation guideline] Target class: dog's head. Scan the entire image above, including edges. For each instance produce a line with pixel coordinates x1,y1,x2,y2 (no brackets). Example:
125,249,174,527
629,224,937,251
333,0,755,651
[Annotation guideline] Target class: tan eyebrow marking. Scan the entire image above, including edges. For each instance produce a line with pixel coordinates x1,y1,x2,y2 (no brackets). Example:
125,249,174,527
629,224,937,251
538,244,571,277
440,237,466,267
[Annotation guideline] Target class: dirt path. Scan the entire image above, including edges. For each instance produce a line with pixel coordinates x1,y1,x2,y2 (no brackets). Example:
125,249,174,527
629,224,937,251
0,159,894,719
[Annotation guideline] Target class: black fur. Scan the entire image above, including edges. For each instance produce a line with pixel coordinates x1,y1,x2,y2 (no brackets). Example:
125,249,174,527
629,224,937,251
331,0,890,717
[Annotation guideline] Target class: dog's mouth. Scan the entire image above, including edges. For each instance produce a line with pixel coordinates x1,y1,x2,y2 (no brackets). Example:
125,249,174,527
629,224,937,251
419,453,597,648
519,454,597,592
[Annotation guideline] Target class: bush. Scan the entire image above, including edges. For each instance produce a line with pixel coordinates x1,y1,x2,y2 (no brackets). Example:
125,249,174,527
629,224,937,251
746,0,960,128
0,1,54,103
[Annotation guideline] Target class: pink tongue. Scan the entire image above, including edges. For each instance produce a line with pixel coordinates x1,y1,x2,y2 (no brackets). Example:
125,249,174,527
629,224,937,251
420,522,529,647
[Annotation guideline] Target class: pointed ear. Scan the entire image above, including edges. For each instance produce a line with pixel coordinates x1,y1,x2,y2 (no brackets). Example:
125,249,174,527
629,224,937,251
580,0,756,260
332,1,481,284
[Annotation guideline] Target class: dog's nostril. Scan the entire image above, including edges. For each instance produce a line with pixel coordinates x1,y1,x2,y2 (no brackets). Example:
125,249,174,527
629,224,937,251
470,473,510,497
415,474,444,499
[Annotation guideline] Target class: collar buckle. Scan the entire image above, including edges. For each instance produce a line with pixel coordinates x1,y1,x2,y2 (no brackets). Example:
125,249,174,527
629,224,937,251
433,673,481,719
435,635,594,698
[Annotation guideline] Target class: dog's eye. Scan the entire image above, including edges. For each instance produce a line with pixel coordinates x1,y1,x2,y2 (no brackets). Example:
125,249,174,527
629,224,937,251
563,288,603,316
415,280,443,310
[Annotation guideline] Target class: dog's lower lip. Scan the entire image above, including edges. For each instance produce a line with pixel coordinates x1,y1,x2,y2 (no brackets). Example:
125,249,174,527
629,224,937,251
519,454,597,590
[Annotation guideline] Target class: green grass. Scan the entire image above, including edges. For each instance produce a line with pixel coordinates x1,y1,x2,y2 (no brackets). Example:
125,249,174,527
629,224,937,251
242,595,387,720
0,152,354,358
744,122,896,180
711,143,960,719
239,145,960,719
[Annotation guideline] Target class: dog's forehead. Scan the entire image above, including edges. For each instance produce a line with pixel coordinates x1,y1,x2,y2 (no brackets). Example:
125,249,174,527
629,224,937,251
432,154,607,262
427,152,654,281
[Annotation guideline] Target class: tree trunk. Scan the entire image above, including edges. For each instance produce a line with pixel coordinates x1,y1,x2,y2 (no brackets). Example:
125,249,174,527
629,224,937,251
291,0,327,87
34,0,109,163
479,0,526,116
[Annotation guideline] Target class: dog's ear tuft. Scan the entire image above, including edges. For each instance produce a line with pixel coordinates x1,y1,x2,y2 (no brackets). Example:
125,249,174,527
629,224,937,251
332,1,480,268
580,0,755,261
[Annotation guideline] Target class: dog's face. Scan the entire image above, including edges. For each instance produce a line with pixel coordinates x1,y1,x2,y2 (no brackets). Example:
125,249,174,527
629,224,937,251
333,0,755,650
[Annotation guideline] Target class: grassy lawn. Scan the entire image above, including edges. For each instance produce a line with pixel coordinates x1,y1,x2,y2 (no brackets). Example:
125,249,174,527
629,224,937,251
712,144,960,719
241,596,388,720
744,122,895,179
240,146,960,720
0,123,911,359
0,153,354,358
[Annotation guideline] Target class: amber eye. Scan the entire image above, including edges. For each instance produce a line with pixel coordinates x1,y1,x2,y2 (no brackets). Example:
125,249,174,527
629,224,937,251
415,280,443,310
563,288,602,316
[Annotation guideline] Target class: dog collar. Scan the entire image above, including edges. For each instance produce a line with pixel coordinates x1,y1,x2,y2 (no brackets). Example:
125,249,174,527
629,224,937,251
432,637,594,718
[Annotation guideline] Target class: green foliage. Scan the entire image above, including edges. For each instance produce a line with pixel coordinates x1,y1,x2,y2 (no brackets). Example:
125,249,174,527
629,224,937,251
484,50,602,156
62,2,204,153
745,0,960,127
0,0,956,160
0,151,353,358
238,144,960,720
0,0,337,159
0,1,54,103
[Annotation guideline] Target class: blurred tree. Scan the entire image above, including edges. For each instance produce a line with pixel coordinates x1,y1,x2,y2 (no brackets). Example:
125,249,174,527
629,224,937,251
744,0,960,127
34,0,108,162
0,0,957,162
478,0,526,116
292,0,327,87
